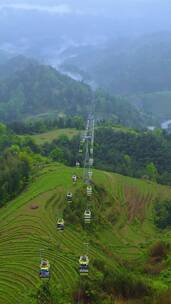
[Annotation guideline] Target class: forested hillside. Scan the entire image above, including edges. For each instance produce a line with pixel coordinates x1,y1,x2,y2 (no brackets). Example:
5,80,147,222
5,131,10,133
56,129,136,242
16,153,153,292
37,125,171,186
0,123,37,206
0,56,150,128
3,118,171,209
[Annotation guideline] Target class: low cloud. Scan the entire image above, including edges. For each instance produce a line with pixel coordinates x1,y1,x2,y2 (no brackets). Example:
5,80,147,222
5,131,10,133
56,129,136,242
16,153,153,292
0,3,81,15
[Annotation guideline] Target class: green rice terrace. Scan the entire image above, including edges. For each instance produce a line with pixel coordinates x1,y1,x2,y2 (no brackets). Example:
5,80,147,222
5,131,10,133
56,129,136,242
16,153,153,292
1,163,171,303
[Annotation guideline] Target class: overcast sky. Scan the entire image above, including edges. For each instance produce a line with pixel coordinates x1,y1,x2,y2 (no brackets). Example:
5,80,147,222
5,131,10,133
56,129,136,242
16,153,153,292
0,0,171,53
0,0,171,16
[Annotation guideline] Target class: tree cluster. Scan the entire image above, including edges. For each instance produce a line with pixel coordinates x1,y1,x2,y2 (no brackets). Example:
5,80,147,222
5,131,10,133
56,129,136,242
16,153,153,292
0,123,39,207
41,126,171,186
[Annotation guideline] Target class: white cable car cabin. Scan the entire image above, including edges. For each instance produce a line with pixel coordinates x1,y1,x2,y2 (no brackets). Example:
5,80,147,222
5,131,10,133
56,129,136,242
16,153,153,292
57,219,65,231
79,255,89,275
79,147,83,154
88,170,93,179
79,140,84,153
89,158,93,166
90,147,93,155
66,192,73,202
87,186,92,197
76,161,80,168
72,175,77,183
84,209,91,224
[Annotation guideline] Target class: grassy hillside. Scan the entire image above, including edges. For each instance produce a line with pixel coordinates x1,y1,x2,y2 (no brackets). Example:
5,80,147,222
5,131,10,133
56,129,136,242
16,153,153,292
29,126,135,146
1,163,171,303
30,128,80,145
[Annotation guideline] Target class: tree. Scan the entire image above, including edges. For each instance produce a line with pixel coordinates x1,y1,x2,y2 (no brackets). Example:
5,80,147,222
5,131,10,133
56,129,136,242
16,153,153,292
145,162,158,182
37,283,52,304
50,148,65,163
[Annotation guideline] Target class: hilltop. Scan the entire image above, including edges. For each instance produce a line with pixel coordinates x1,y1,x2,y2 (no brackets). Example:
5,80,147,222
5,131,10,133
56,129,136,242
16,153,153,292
0,162,171,303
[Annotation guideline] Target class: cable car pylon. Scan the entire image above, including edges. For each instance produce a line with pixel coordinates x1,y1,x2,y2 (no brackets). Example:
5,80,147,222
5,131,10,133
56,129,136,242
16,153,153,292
76,95,95,304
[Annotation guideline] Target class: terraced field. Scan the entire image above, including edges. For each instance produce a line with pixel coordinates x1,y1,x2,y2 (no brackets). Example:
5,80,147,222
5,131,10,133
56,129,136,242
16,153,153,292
0,163,171,303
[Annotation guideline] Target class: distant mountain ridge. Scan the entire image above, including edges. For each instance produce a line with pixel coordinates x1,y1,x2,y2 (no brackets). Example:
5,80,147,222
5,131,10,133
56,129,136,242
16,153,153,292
61,33,171,122
0,55,37,78
61,33,171,94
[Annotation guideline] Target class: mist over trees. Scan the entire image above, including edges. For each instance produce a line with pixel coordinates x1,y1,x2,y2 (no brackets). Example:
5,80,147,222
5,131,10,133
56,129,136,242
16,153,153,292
1,0,171,57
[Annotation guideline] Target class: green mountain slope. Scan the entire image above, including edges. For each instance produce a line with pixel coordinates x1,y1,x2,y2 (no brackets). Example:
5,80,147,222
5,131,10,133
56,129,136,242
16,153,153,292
0,57,91,121
1,163,171,303
0,56,149,128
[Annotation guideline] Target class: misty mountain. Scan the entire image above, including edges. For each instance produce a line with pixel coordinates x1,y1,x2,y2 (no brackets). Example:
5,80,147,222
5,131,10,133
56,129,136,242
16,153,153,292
1,0,171,59
0,56,148,128
61,33,171,94
61,33,171,122
0,55,37,78
0,50,12,65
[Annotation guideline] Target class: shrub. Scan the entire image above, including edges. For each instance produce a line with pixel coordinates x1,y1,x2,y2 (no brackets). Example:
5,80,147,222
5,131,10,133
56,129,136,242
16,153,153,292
149,241,169,261
154,200,171,229
144,241,169,275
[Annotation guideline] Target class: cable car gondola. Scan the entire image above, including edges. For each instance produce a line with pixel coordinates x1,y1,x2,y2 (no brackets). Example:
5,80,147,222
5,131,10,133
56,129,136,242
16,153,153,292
84,209,91,224
79,139,84,153
72,175,77,184
90,147,93,155
57,219,65,231
39,260,50,278
89,158,93,166
88,170,93,179
76,161,80,168
79,255,89,275
87,186,92,197
82,136,86,144
66,192,73,203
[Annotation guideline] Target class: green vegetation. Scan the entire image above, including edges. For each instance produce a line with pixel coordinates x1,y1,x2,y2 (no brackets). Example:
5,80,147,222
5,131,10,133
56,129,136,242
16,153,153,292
8,115,84,135
1,120,171,302
154,200,171,229
1,46,171,302
0,56,149,128
30,128,80,145
0,123,43,206
41,126,171,186
1,162,171,303
0,56,91,121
